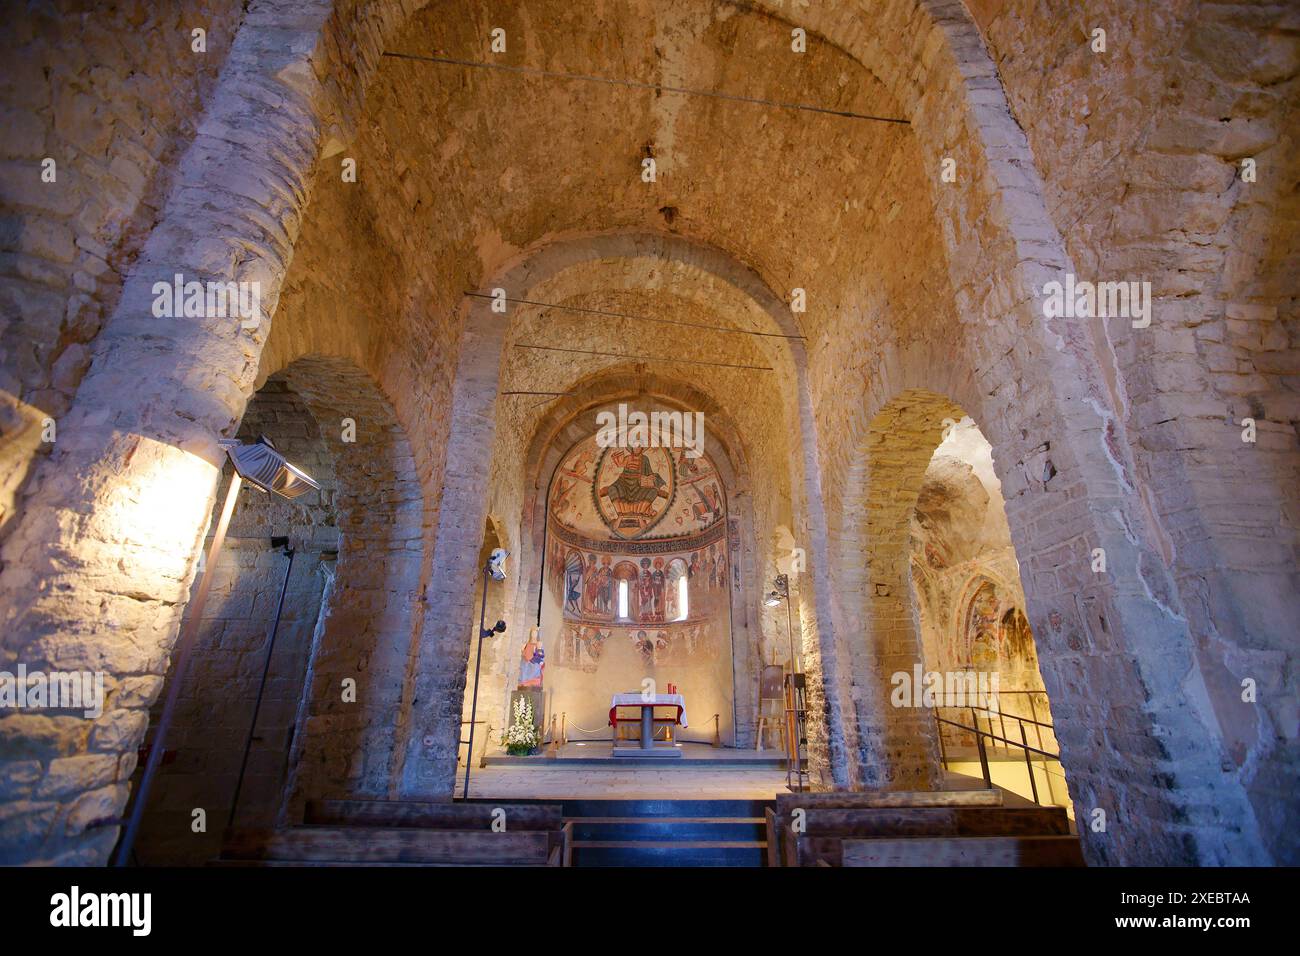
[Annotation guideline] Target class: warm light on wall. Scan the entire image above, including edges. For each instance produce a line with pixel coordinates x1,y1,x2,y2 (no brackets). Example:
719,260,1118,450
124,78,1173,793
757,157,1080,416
106,437,220,577
114,435,319,867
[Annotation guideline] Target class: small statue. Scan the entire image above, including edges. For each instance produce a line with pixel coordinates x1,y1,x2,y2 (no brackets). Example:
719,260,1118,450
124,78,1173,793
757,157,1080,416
519,626,545,688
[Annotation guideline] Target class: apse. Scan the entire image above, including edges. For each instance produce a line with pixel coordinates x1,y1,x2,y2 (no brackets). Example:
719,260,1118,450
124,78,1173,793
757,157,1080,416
538,427,736,745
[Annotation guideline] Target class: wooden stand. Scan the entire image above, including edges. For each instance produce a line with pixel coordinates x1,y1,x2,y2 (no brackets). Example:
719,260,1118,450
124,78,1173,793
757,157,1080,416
784,673,810,791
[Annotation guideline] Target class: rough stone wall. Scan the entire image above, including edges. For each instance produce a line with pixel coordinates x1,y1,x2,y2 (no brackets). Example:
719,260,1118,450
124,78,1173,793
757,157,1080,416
963,0,1300,862
134,379,337,866
1,0,1294,868
0,1,245,537
789,0,1278,864
0,0,362,865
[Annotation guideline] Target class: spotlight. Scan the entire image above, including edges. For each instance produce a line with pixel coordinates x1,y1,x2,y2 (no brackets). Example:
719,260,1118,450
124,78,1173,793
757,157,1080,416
487,547,509,581
764,591,782,607
221,436,320,499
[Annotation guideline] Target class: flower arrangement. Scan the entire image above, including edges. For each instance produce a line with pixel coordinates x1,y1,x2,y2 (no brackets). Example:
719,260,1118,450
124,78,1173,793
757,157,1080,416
503,695,541,756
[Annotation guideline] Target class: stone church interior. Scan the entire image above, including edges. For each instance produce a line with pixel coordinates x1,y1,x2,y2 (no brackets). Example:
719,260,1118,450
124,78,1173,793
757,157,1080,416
1,0,1297,879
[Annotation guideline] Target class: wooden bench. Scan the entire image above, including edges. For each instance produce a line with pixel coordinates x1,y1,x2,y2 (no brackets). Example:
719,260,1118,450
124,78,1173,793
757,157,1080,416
216,800,572,867
305,799,562,831
764,789,1003,867
841,835,1085,867
767,791,1081,867
220,826,561,866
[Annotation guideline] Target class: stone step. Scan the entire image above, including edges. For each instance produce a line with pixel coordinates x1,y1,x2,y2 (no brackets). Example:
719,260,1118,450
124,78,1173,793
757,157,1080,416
570,839,767,867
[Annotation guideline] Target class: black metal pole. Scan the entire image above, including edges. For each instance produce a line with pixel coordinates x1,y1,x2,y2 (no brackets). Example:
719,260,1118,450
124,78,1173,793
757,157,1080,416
228,543,295,829
784,585,796,673
462,564,490,799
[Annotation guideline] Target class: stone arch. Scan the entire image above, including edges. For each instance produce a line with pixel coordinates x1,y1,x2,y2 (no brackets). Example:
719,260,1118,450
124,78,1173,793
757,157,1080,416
830,377,1239,864
508,372,764,748
833,389,968,795
396,229,828,793
127,351,423,862
257,355,426,814
134,374,342,866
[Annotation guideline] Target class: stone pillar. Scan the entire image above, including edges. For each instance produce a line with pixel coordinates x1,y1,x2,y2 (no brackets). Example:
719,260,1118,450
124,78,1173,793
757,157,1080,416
0,1,337,865
790,344,857,790
397,298,511,798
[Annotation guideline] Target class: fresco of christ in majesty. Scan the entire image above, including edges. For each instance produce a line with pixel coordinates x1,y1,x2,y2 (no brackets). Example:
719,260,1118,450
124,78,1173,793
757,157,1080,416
600,447,669,533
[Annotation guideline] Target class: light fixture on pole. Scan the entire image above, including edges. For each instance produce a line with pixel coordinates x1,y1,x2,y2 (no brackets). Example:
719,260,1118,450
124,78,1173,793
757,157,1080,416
767,572,808,791
463,548,508,799
766,573,798,673
113,436,320,867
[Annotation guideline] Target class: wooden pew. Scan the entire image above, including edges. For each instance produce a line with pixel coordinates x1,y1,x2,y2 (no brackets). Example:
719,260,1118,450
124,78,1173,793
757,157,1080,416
217,800,571,867
220,826,555,866
765,789,1003,866
841,835,1085,867
786,805,1075,867
305,799,562,831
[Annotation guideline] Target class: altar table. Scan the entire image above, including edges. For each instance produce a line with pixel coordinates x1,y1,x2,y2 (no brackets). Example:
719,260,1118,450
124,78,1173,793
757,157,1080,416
609,693,688,758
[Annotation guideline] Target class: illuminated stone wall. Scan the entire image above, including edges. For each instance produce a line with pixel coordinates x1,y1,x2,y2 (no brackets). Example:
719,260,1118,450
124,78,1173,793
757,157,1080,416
0,0,1293,868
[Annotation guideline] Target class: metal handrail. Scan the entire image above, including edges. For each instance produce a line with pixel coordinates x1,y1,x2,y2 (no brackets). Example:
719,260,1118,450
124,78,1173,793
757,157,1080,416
933,705,1065,808
934,715,1058,761
953,700,1057,732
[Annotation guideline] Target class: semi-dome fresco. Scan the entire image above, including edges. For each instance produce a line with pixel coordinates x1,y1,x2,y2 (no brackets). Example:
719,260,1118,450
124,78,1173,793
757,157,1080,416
542,430,736,738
